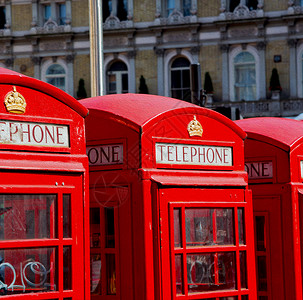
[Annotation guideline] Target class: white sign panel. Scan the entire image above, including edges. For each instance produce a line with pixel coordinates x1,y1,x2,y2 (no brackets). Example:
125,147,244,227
155,143,233,167
0,120,69,148
87,144,123,166
245,161,273,179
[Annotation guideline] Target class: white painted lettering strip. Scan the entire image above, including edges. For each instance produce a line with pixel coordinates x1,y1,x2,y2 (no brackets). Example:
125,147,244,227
0,120,69,147
155,143,232,166
245,161,273,179
87,144,123,166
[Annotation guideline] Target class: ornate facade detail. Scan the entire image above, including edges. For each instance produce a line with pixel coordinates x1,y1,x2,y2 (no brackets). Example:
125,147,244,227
127,50,136,59
157,10,191,25
4,58,13,67
103,15,133,30
154,47,165,56
219,44,229,53
66,54,75,63
190,46,200,55
257,41,266,50
288,38,298,48
30,18,71,35
31,56,41,65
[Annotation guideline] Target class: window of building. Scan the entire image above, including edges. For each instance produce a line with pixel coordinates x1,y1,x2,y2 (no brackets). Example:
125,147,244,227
170,57,191,102
45,64,66,92
103,0,128,21
163,0,192,16
38,1,68,26
228,0,258,12
107,61,128,94
0,6,6,29
233,52,256,101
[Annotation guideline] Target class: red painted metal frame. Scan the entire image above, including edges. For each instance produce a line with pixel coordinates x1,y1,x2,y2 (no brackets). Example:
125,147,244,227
236,117,303,300
0,68,90,299
81,94,256,300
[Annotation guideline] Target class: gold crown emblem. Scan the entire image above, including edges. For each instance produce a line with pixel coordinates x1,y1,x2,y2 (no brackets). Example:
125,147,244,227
187,115,203,137
4,86,26,114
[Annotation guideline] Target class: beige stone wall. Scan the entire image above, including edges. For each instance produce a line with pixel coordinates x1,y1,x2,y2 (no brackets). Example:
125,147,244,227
264,0,287,12
198,1,220,18
133,0,155,22
12,4,32,31
265,41,290,98
135,50,157,95
74,54,91,98
72,0,89,27
200,45,222,101
14,58,34,78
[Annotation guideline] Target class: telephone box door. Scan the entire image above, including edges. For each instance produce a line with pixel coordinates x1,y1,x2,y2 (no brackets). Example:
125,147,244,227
0,172,84,299
159,187,255,300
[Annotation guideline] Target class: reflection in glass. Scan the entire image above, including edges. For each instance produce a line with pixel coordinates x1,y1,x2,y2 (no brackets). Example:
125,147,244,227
106,254,116,295
0,195,57,240
256,216,266,251
105,208,115,248
175,255,183,294
216,209,234,245
63,247,71,290
0,247,57,295
185,208,234,246
240,251,247,289
91,254,101,295
174,209,181,248
238,208,245,245
241,295,249,300
186,209,213,246
257,256,267,291
187,252,236,293
90,208,101,248
63,194,71,238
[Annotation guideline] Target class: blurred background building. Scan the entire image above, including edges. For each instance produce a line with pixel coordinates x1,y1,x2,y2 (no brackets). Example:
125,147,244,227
1,0,303,119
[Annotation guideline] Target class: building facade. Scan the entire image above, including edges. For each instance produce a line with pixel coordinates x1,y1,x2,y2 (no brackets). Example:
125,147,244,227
2,0,303,118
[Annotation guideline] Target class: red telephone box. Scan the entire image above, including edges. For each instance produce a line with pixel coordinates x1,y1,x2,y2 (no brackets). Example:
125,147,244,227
0,68,89,299
81,94,257,300
235,117,303,300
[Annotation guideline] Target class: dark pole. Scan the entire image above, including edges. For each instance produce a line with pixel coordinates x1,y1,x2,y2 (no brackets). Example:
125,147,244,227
190,63,208,107
190,63,202,106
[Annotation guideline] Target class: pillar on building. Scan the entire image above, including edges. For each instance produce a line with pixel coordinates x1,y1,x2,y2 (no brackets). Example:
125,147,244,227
128,51,136,93
66,54,75,96
155,48,165,96
220,44,229,101
257,42,266,100
288,39,298,99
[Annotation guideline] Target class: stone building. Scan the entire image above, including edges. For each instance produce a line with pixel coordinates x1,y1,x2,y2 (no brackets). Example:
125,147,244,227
1,0,303,119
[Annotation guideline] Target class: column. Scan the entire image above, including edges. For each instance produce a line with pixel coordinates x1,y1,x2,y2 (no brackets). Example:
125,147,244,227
66,55,75,96
257,42,266,100
128,51,136,93
155,48,165,96
288,39,298,98
220,44,229,101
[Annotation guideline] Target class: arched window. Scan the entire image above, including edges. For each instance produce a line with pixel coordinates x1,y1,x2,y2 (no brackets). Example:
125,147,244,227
107,61,128,94
228,0,258,12
233,52,256,101
103,0,128,21
170,57,191,102
45,64,66,91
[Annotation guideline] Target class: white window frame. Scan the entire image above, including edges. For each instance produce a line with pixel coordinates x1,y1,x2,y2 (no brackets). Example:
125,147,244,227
32,0,71,27
156,0,197,18
41,59,68,92
164,50,194,97
229,46,260,101
103,0,133,21
104,54,130,95
221,0,263,13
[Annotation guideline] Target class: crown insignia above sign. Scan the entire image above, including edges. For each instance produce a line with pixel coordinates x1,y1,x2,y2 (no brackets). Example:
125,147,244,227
4,86,26,114
187,115,203,137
